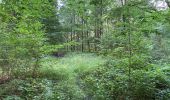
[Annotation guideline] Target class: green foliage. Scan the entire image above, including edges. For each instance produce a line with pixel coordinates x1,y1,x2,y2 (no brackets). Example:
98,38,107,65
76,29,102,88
0,52,169,99
0,53,106,99
0,0,56,77
43,5,64,45
79,60,170,99
53,81,85,100
0,79,55,100
1,0,170,99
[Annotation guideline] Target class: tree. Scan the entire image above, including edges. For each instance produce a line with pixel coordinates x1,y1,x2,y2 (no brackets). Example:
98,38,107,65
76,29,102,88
0,0,56,77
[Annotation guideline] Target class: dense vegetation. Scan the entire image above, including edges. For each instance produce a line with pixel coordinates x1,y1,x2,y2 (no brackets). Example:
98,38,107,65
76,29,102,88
0,0,170,99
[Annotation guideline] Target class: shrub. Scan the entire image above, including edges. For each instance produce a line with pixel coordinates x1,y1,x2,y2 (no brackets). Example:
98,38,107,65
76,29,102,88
78,60,170,100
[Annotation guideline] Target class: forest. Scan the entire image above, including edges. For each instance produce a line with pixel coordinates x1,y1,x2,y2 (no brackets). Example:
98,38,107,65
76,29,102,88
0,0,170,99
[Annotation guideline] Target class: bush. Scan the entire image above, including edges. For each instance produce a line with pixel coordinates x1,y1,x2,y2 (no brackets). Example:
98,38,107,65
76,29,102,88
0,78,55,100
53,81,85,100
78,60,170,100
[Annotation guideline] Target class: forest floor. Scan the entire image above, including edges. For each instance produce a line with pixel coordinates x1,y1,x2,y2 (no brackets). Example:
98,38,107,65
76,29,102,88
39,52,106,80
0,52,170,99
0,52,107,99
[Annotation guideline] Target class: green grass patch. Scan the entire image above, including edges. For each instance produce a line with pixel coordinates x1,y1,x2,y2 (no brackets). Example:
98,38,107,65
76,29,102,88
39,52,106,80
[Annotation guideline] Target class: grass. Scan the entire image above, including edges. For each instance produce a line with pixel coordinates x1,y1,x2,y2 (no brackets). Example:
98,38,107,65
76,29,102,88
39,52,106,80
0,52,106,99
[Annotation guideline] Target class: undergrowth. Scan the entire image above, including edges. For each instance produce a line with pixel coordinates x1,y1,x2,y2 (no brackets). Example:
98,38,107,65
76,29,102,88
0,53,106,99
0,53,169,100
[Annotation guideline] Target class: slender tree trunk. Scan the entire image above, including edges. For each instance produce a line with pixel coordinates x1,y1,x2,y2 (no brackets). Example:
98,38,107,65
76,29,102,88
70,14,73,51
73,13,76,51
66,34,69,51
81,17,84,52
99,0,103,37
94,7,98,51
87,31,90,52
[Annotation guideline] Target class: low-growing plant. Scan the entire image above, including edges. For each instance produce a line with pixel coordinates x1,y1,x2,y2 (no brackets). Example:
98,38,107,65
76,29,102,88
78,60,170,100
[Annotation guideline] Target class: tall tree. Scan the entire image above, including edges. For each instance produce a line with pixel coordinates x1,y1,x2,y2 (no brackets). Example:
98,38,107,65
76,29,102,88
0,0,56,77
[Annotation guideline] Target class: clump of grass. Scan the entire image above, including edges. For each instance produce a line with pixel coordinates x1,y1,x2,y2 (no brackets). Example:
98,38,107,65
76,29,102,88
38,53,106,99
39,52,106,80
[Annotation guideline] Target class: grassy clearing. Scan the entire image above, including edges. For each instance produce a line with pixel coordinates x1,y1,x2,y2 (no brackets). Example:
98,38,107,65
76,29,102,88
0,53,106,99
39,52,106,80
